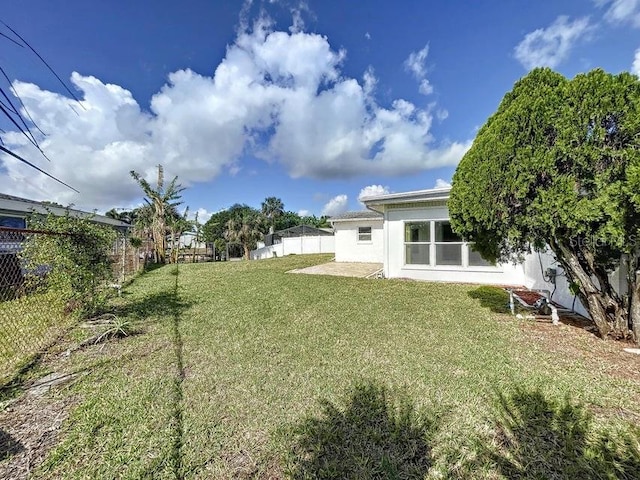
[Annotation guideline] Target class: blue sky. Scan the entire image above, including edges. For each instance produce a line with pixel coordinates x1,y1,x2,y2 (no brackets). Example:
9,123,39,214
1,0,639,221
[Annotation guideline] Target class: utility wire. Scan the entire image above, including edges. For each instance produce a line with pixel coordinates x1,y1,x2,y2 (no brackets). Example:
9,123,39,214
0,145,78,193
0,21,78,191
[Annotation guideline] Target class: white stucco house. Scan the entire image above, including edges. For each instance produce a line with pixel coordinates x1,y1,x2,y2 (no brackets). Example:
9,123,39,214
330,211,383,263
332,186,593,317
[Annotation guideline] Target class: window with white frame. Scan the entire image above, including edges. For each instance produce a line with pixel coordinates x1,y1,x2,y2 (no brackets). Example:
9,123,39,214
468,245,493,267
404,222,430,264
435,221,463,266
404,220,494,268
358,226,372,242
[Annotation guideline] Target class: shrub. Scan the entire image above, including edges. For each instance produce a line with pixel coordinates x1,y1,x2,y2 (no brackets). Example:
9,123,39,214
21,212,118,316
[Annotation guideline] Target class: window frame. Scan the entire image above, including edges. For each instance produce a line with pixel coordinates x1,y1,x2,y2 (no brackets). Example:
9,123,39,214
403,219,496,269
434,220,464,266
404,221,431,265
357,226,373,243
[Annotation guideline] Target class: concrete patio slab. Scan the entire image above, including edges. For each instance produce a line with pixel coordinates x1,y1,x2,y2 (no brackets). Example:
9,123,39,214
288,261,383,278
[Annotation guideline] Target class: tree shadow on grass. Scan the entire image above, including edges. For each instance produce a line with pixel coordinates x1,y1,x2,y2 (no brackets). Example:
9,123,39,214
112,290,193,324
467,286,512,314
473,386,640,479
0,429,23,462
286,382,437,479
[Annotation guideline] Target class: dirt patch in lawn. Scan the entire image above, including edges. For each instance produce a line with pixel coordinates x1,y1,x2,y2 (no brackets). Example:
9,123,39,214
513,315,640,384
0,391,77,480
0,333,102,479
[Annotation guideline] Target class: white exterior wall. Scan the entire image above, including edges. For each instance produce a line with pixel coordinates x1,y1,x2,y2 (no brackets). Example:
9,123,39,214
359,187,634,319
519,249,584,315
250,235,335,260
380,203,616,316
333,220,384,263
383,205,528,286
521,248,629,317
175,233,206,250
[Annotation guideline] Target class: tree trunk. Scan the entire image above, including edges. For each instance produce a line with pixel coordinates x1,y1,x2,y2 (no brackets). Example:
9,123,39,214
552,239,631,339
153,222,165,264
243,244,250,260
169,228,179,264
630,271,640,345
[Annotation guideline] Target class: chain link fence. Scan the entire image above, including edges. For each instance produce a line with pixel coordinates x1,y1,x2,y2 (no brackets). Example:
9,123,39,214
109,234,149,284
0,226,142,385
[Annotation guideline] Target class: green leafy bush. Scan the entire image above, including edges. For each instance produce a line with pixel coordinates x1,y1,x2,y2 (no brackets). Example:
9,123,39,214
21,212,118,316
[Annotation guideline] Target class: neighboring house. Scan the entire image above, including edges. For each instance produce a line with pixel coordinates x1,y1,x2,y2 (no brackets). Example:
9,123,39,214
251,225,335,260
167,231,206,250
0,193,130,232
330,211,383,263
332,186,594,317
262,225,333,247
0,193,132,287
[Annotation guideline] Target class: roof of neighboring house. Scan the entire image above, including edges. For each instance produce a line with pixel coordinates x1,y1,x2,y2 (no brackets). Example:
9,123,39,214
361,187,451,212
273,225,334,237
0,193,131,229
329,211,383,223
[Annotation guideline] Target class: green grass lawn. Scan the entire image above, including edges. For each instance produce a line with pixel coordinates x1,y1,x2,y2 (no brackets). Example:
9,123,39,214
18,255,640,479
0,289,69,385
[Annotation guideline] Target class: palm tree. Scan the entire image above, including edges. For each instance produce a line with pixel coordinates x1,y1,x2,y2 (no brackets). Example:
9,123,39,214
132,204,154,262
224,212,263,260
130,165,184,263
192,211,203,263
105,208,136,224
261,197,284,233
167,207,192,264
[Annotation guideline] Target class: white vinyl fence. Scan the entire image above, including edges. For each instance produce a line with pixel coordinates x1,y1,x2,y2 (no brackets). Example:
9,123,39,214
251,236,335,260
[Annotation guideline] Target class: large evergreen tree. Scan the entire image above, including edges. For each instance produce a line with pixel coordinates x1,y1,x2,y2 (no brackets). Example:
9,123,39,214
449,68,640,342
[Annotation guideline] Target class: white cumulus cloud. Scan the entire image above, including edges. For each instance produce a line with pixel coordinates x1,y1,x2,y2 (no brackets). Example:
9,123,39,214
596,0,640,27
405,45,429,78
632,48,640,75
358,184,390,205
434,178,451,189
321,194,348,216
514,16,593,70
436,109,449,121
404,44,433,95
192,208,213,224
1,12,468,211
298,209,311,217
